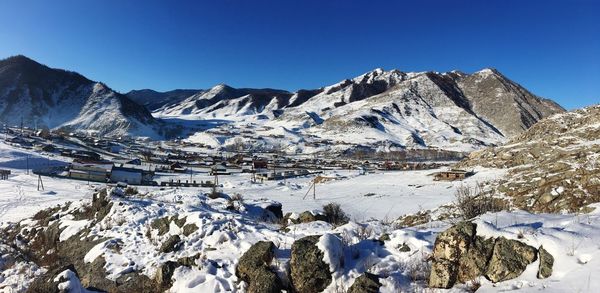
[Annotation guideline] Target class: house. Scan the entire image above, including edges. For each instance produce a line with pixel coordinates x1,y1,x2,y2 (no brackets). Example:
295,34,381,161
433,169,474,181
68,163,111,182
71,150,102,162
210,164,230,175
110,166,143,185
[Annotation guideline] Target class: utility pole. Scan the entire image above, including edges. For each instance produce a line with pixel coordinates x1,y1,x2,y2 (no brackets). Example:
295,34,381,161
26,155,29,175
37,174,44,191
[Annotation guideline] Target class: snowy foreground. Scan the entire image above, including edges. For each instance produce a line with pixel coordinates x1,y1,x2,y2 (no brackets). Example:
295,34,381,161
2,183,600,292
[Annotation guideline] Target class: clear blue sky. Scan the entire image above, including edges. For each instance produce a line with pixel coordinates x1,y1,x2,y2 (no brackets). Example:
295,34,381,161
0,0,598,109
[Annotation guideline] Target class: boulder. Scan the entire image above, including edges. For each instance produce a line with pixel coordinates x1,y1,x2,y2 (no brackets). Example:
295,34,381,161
429,222,546,288
347,272,381,293
485,237,537,282
537,246,554,279
235,241,282,293
290,235,331,293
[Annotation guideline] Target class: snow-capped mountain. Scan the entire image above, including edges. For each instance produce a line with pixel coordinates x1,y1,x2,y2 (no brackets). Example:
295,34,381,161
144,67,563,152
0,55,164,138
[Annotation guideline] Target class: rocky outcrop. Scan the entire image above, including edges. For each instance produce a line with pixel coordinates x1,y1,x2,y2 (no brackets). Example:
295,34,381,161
235,241,282,293
429,222,553,288
347,272,381,293
290,235,332,293
457,105,600,213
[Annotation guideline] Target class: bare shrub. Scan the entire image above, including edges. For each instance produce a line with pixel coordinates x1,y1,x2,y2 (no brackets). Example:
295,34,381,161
405,253,431,282
124,186,138,196
356,224,373,241
454,182,505,220
226,193,245,211
322,202,350,226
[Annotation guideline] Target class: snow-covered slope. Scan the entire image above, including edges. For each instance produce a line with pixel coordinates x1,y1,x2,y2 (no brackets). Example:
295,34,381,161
0,55,164,138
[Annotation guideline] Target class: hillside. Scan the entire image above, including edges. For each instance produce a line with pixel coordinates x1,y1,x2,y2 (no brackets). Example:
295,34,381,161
457,104,600,213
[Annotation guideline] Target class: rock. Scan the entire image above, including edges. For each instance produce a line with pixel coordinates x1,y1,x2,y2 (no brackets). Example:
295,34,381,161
398,243,411,252
537,246,554,279
265,203,283,220
432,221,476,262
151,217,171,236
155,261,179,287
457,236,495,283
177,253,202,267
235,241,282,293
347,272,381,293
297,211,316,223
290,235,332,293
378,233,390,242
182,223,198,236
171,216,186,228
91,189,113,222
160,235,182,253
485,237,537,282
297,211,327,224
429,222,477,289
429,259,457,289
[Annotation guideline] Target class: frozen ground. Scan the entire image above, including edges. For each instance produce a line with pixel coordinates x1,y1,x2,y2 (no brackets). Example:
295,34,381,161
0,141,96,224
154,167,506,222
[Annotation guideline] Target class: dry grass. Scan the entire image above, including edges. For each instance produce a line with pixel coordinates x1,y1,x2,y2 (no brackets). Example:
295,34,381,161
454,182,506,220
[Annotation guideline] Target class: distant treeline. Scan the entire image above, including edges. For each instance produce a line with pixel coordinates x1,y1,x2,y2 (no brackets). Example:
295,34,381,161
344,148,467,162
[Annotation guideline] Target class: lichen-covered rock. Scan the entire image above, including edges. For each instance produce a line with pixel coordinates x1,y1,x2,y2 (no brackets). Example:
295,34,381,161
485,237,537,282
290,235,331,293
235,241,281,293
347,272,381,293
429,222,477,288
537,246,554,279
457,236,495,283
432,221,476,262
429,259,457,289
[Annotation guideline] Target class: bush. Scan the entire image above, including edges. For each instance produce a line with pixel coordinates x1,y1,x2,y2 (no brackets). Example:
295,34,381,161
322,202,350,226
124,186,138,196
454,182,505,220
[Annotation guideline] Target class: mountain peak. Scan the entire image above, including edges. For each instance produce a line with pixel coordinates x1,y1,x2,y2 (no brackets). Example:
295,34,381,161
1,55,43,67
475,67,501,76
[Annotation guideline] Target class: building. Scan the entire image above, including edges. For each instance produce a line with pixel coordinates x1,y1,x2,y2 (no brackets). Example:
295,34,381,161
68,163,111,182
433,169,474,181
110,166,143,185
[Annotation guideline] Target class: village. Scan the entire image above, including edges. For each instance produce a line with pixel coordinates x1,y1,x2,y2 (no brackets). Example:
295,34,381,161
0,124,474,191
